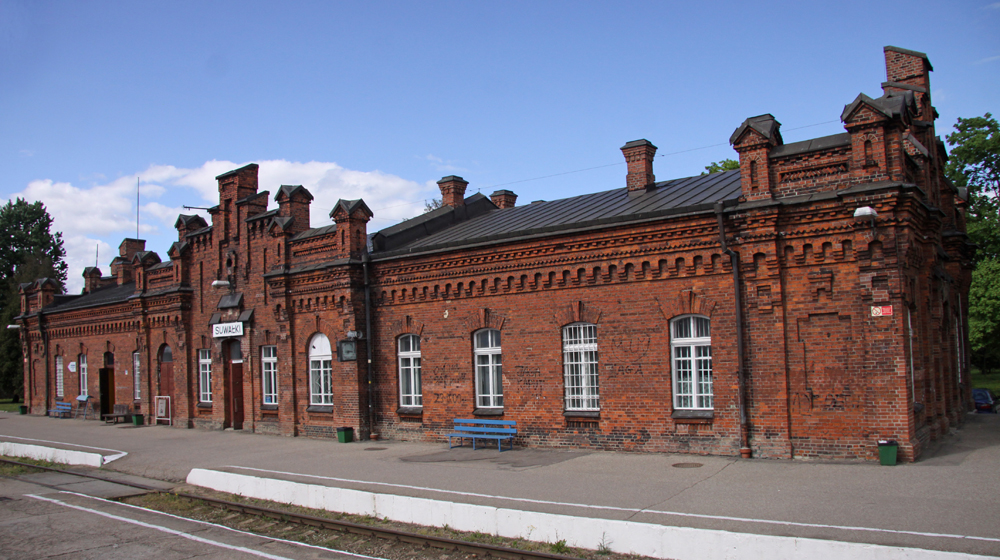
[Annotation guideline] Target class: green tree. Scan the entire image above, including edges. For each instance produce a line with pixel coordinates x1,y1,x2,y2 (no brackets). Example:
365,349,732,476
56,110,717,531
701,159,740,175
424,198,443,213
945,113,1000,260
969,258,1000,374
0,199,67,398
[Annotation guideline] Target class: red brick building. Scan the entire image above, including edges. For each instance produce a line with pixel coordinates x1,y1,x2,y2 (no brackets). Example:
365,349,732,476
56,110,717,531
17,46,972,461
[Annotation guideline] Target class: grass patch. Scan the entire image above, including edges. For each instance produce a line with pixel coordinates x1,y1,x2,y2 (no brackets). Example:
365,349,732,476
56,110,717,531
0,398,23,413
971,367,1000,394
0,455,61,477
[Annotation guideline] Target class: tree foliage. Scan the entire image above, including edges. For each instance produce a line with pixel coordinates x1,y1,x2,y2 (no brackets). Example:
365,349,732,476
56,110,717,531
945,113,1000,260
0,199,67,397
969,258,1000,374
424,198,443,213
701,159,740,175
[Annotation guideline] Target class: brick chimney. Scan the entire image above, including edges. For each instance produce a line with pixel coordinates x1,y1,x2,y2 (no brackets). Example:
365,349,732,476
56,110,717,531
438,176,469,207
82,267,102,294
275,185,314,236
490,190,517,209
730,115,782,202
621,139,657,192
882,46,932,119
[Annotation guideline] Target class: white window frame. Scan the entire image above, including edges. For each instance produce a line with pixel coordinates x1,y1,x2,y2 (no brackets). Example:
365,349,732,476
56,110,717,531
79,354,88,397
309,335,333,406
474,329,503,408
671,315,713,410
198,349,212,403
55,356,64,398
398,334,422,407
262,345,278,405
563,323,599,411
133,352,141,400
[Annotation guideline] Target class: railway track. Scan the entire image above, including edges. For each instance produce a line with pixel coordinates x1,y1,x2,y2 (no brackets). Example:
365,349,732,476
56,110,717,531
0,458,586,560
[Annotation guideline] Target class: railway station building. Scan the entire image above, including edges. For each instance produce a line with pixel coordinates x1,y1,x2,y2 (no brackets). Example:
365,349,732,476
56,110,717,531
17,46,972,462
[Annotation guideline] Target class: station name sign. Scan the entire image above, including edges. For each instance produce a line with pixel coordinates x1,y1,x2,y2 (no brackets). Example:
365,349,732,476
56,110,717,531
212,322,244,338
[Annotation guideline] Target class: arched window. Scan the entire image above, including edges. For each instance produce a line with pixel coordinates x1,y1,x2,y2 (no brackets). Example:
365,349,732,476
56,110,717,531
309,334,333,406
398,334,422,407
198,349,212,403
474,329,502,408
563,323,599,411
671,315,712,410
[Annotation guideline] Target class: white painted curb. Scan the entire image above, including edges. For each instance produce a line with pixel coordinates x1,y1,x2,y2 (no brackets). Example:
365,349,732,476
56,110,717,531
187,468,992,560
1,442,104,467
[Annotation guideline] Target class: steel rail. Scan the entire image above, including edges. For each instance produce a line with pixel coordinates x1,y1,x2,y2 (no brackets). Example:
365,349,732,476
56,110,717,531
0,458,585,560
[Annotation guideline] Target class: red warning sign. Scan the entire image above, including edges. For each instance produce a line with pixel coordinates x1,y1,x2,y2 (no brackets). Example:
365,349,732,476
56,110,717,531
871,305,893,317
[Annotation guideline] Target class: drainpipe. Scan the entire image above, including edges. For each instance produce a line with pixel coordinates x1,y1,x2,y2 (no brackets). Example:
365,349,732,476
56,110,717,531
362,252,374,440
715,201,751,458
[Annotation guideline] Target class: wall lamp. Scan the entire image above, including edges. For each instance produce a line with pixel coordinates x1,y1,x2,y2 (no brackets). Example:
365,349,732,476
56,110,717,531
211,280,231,289
854,206,878,229
6,324,20,330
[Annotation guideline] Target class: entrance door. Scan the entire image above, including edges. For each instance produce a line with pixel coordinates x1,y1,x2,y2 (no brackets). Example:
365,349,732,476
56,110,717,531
158,346,174,421
226,340,244,430
99,368,114,417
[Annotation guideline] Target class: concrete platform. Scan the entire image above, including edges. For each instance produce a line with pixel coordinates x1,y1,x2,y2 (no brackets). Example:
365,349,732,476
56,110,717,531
2,410,998,558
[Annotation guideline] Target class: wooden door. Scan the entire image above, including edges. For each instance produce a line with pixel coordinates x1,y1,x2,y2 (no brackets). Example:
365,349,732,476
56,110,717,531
159,347,174,420
99,368,114,416
229,363,244,430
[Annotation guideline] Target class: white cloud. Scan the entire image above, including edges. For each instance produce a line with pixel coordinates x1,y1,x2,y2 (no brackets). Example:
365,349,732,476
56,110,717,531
973,55,1000,65
11,159,437,293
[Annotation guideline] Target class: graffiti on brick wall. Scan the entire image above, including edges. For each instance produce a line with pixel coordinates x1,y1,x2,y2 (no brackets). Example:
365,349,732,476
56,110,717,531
510,365,544,395
792,385,859,413
603,363,644,379
607,328,652,363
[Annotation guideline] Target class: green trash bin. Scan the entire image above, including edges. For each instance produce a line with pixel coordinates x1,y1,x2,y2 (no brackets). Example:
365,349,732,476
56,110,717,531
336,427,353,443
18,405,28,415
132,414,144,426
878,440,898,466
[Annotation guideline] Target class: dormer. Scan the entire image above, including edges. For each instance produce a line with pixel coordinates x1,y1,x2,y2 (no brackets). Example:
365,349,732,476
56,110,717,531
330,199,373,260
82,267,103,294
730,114,782,201
34,278,59,310
215,163,260,242
175,214,208,239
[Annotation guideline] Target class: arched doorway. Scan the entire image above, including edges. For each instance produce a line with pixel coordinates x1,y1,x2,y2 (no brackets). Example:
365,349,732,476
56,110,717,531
158,346,174,421
99,351,115,417
224,339,244,430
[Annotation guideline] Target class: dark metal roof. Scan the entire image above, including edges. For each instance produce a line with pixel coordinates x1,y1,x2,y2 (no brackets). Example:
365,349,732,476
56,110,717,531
246,208,279,223
292,223,337,241
215,163,258,180
372,170,741,259
43,282,137,313
769,133,851,158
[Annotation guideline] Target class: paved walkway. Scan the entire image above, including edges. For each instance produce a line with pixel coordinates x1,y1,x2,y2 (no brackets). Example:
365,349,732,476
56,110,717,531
1,411,998,558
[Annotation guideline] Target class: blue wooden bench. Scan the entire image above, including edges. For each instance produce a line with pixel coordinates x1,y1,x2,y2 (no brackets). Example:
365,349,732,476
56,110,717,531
448,419,517,451
48,401,72,418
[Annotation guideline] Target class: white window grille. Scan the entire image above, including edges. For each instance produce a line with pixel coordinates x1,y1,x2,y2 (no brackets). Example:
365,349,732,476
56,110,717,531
262,346,278,405
198,349,212,403
79,354,88,397
671,315,713,410
563,323,599,411
309,334,333,405
133,352,141,400
474,329,503,408
55,356,64,398
398,334,422,407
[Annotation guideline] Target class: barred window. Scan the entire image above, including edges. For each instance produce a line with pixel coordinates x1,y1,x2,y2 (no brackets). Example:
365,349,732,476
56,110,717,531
133,352,141,400
262,346,278,405
671,316,712,410
198,349,212,403
563,323,599,411
398,335,422,407
474,329,502,408
309,334,333,406
56,356,64,398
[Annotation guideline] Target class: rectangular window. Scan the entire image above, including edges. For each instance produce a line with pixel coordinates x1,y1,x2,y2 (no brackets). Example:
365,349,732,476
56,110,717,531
262,346,278,405
310,358,333,405
474,329,503,408
198,349,212,403
398,335,422,407
563,323,599,411
133,352,141,400
671,316,712,410
79,354,88,397
55,356,64,398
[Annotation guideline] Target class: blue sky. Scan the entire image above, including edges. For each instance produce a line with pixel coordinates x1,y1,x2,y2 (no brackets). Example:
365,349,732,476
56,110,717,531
2,1,998,292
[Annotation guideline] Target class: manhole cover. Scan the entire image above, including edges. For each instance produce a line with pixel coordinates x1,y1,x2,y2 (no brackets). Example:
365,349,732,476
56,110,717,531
364,447,387,451
671,462,703,468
